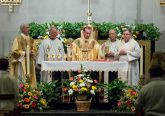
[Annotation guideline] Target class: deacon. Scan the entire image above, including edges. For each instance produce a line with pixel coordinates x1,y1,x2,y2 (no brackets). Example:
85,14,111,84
116,29,140,85
10,23,37,88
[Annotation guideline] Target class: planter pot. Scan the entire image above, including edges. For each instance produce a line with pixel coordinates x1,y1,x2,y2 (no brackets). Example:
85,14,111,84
76,95,88,101
75,98,92,112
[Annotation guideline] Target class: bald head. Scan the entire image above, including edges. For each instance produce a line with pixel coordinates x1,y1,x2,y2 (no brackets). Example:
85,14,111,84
49,26,58,40
109,29,117,42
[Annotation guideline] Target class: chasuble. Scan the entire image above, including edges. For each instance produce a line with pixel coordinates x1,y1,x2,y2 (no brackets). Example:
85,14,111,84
10,34,37,88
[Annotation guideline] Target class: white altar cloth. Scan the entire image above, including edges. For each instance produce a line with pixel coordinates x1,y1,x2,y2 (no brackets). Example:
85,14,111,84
41,61,128,72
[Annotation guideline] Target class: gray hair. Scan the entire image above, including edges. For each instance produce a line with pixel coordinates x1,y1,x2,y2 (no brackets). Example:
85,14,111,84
20,23,29,33
49,26,58,32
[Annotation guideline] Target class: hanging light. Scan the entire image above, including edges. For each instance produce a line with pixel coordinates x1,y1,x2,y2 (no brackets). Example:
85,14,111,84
0,0,22,13
160,0,165,6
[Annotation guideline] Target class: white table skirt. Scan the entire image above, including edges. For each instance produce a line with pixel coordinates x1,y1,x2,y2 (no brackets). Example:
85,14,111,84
41,61,128,72
41,61,128,102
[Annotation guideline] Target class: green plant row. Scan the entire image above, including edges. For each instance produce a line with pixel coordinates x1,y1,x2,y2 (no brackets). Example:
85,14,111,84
29,22,160,40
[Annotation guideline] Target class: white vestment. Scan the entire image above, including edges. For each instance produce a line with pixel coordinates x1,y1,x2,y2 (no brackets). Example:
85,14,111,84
101,38,120,60
117,38,140,85
37,38,65,83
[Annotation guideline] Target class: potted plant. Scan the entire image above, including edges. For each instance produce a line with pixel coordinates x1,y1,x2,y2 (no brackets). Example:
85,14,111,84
106,79,127,109
39,80,61,109
63,65,100,111
17,82,49,111
115,86,140,112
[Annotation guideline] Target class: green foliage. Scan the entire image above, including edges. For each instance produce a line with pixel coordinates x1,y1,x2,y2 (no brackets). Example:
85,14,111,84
29,22,47,38
92,22,117,38
39,80,61,103
133,23,160,40
28,22,160,40
61,22,85,38
106,79,127,107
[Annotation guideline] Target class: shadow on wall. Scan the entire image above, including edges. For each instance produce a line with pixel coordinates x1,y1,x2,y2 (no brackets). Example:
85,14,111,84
160,7,165,14
155,31,165,51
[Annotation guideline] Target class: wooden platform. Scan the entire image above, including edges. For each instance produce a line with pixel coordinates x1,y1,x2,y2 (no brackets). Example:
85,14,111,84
22,110,135,116
21,103,135,116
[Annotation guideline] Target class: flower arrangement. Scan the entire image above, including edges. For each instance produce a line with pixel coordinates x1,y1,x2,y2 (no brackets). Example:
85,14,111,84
17,82,49,111
64,65,98,100
116,86,139,112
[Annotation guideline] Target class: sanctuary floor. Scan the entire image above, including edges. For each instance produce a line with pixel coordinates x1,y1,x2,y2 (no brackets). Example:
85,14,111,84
21,103,135,116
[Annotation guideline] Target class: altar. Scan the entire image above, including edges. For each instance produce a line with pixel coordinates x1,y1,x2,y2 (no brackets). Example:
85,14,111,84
41,61,128,101
41,61,128,82
41,61,128,72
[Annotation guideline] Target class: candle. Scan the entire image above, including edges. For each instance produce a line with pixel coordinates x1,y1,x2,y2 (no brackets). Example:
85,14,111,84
26,45,30,76
140,47,143,76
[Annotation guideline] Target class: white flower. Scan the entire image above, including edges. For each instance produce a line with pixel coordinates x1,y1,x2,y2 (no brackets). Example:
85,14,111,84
122,28,127,31
90,90,95,95
80,82,85,87
68,89,74,95
125,24,130,27
77,74,84,77
70,82,75,86
86,79,93,83
117,33,121,37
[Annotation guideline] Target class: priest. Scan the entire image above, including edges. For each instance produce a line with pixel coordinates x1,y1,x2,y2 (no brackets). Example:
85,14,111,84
10,24,37,88
71,26,101,61
101,29,120,82
101,29,120,61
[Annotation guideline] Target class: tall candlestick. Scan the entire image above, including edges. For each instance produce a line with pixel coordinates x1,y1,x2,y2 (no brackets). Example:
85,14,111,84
26,45,30,77
87,0,92,24
140,47,143,76
88,0,90,14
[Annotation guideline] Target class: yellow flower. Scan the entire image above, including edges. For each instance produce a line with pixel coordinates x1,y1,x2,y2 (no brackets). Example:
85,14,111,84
25,83,29,89
131,106,136,112
40,98,47,106
133,35,137,39
44,35,49,39
28,92,32,96
24,104,30,109
81,87,88,91
79,79,83,83
72,85,78,90
92,86,97,90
